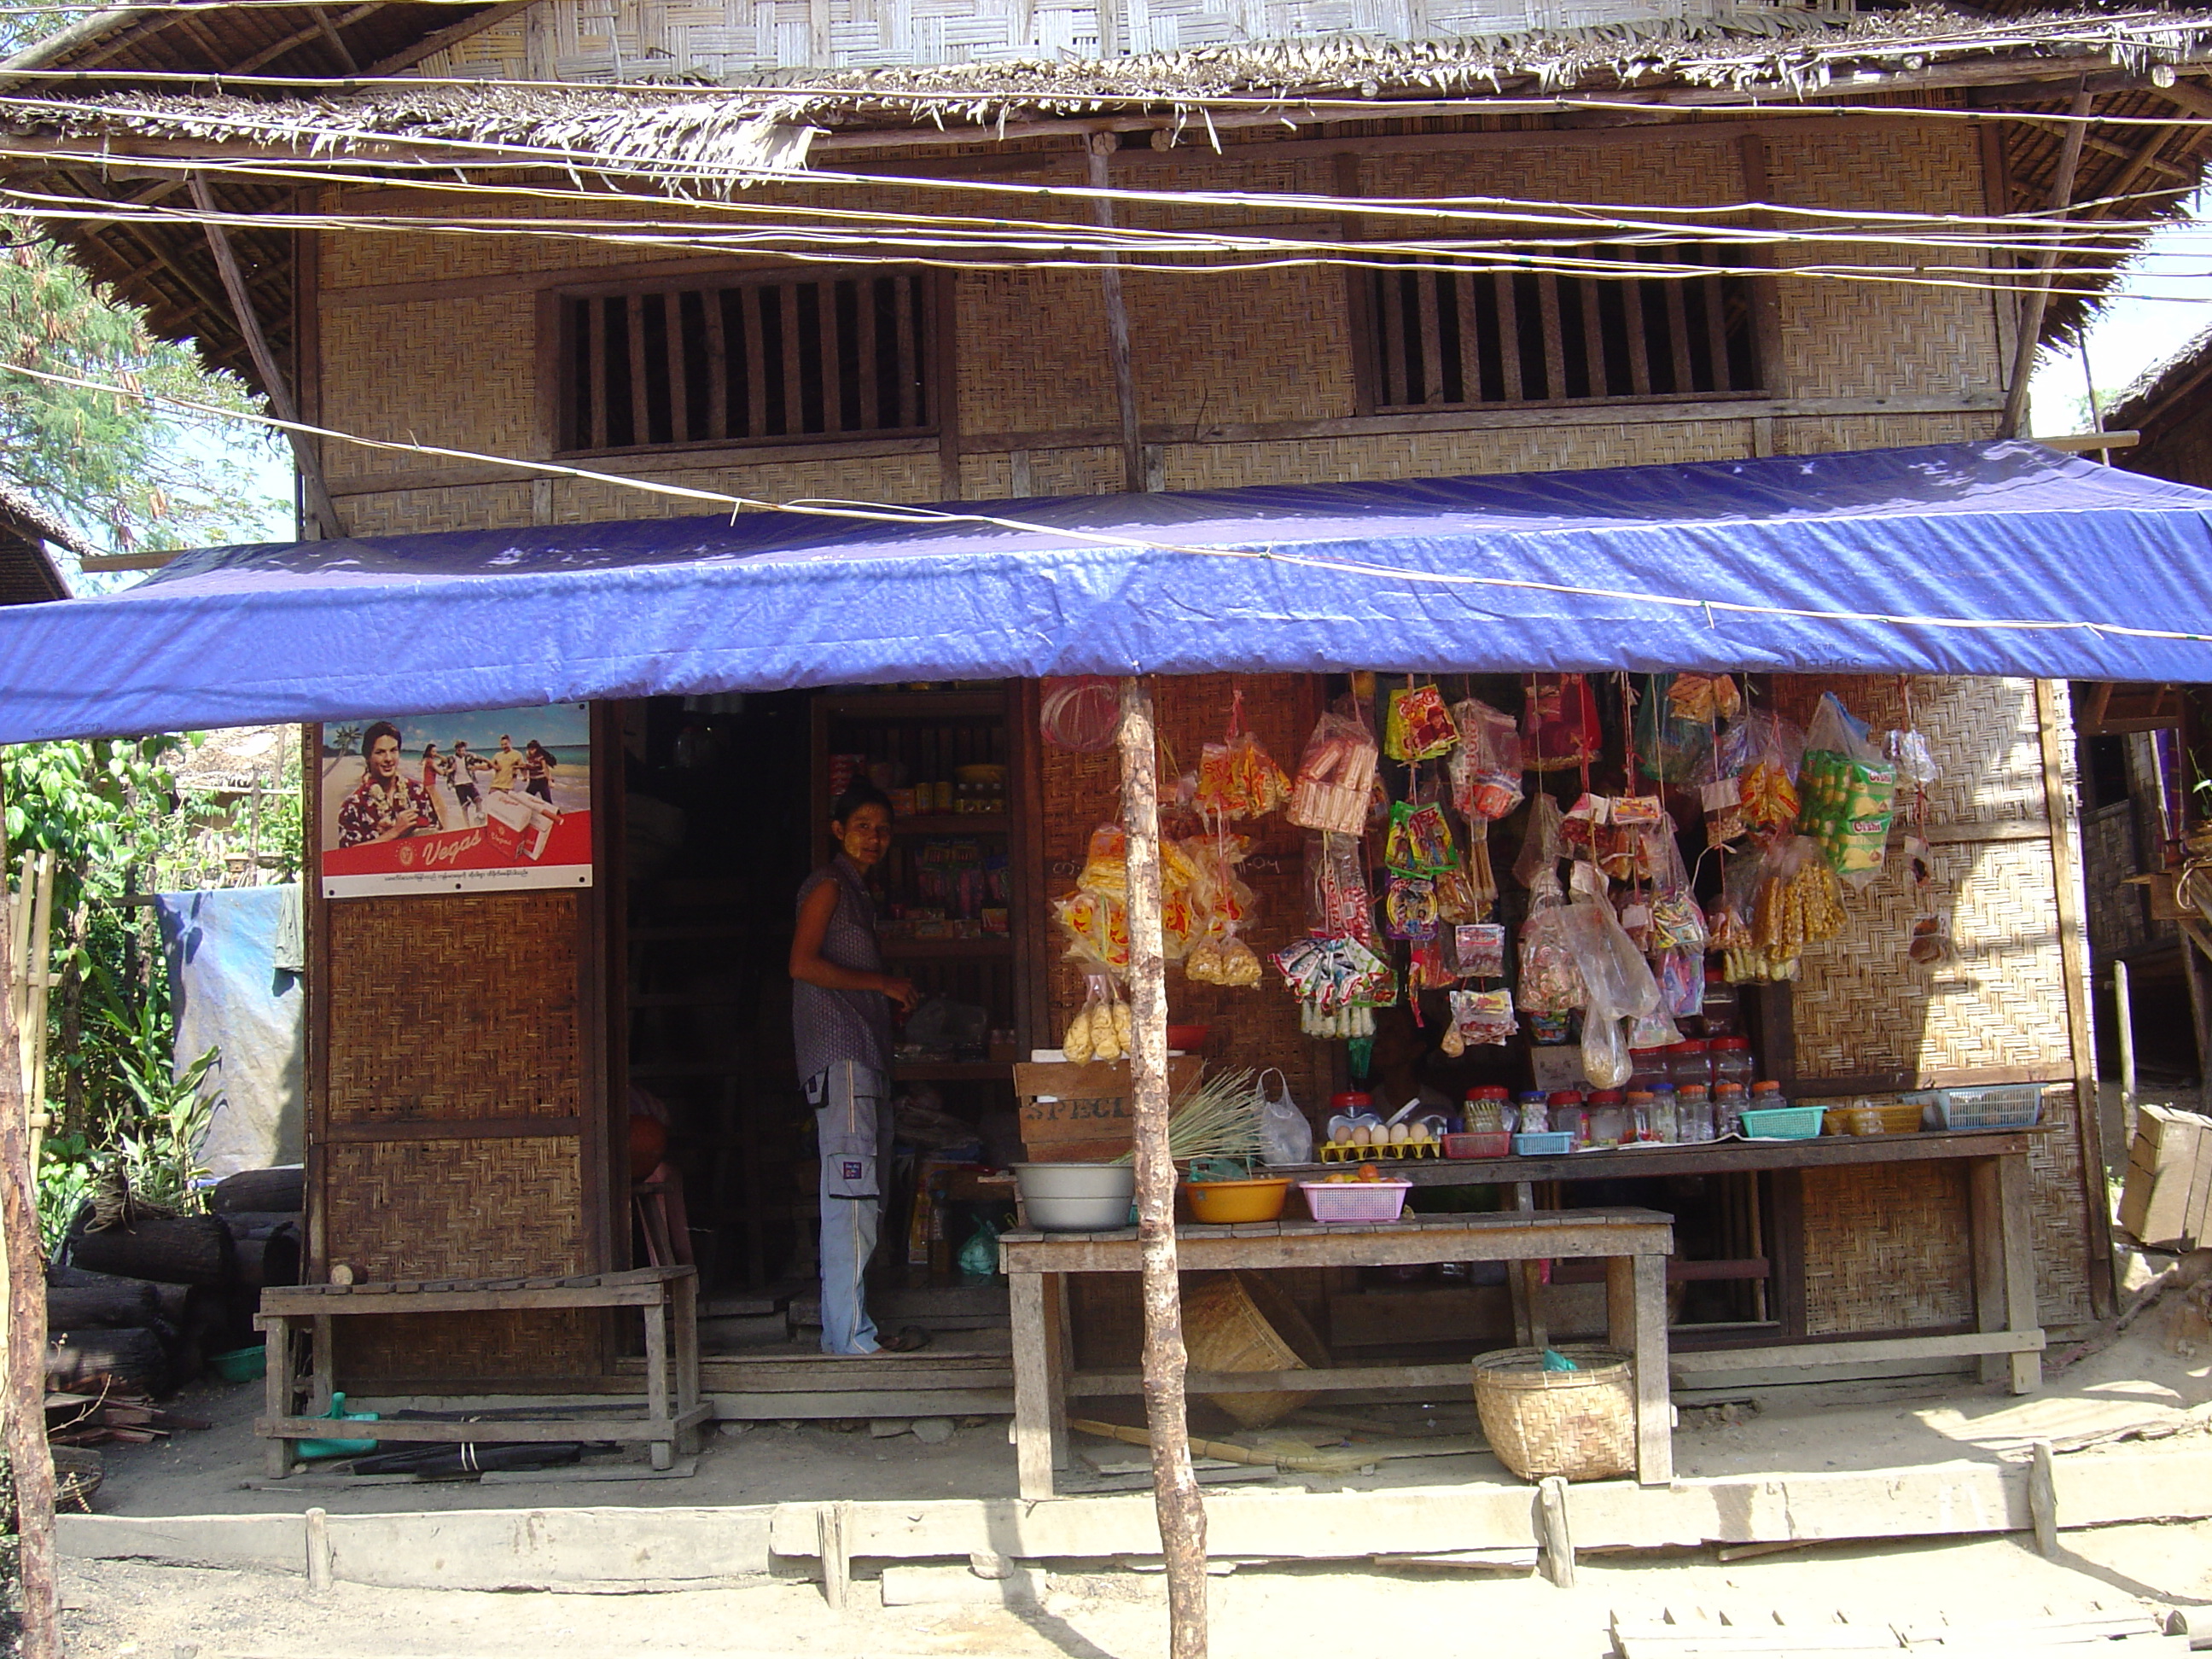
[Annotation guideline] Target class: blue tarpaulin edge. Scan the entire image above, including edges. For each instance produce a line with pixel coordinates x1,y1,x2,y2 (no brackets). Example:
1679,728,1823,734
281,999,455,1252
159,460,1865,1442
0,439,2207,741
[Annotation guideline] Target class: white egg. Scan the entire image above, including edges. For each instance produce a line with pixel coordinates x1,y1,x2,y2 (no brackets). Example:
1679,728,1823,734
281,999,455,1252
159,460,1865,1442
1388,1122,1411,1146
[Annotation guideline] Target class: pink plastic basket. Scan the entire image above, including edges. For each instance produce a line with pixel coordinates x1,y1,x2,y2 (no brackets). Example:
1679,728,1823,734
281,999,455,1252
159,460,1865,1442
1299,1179,1413,1223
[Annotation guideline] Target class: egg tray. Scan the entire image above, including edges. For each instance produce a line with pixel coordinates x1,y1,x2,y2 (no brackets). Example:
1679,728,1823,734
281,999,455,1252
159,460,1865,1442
1317,1140,1441,1162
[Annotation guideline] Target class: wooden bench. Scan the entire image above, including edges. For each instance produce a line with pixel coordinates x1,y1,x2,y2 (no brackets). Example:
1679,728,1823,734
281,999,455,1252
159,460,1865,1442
255,1266,708,1476
998,1206,1674,1499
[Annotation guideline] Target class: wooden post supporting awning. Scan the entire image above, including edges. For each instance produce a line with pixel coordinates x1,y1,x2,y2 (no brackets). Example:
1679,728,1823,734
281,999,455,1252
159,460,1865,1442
1117,676,1209,1659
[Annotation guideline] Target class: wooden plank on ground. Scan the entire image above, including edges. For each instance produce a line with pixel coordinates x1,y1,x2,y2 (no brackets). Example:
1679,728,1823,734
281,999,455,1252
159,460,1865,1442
1671,1330,2042,1375
2047,1446,2212,1528
709,1389,1013,1420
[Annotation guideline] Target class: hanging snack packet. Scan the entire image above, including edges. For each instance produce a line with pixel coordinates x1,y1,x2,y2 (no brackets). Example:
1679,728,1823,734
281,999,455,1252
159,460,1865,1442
1432,864,1485,923
1635,674,1718,785
1060,973,1131,1062
1448,698,1524,822
1385,683,1458,762
1522,672,1602,772
1287,712,1379,836
1798,693,1897,888
1195,693,1291,823
1453,922,1507,980
1516,893,1587,1014
1441,989,1517,1057
1701,776,1748,849
1306,831,1374,942
1384,800,1458,876
1382,876,1439,941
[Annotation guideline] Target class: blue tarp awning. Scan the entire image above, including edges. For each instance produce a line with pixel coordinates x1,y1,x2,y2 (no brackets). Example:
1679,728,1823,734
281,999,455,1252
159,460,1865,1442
3,439,2209,742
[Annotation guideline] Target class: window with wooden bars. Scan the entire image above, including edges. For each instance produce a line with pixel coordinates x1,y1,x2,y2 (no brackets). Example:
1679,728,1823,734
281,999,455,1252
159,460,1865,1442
556,271,934,454
1363,247,1760,411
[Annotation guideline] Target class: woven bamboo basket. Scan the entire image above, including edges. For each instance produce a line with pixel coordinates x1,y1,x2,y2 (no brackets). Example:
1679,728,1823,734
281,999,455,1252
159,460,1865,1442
1471,1345,1636,1483
1181,1271,1330,1430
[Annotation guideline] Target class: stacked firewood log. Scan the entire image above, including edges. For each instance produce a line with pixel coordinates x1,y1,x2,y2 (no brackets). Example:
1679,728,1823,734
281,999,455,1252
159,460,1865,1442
47,1164,301,1398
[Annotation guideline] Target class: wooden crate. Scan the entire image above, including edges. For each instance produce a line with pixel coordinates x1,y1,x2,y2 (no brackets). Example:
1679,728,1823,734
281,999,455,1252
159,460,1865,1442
2119,1103,2212,1251
1015,1056,1203,1161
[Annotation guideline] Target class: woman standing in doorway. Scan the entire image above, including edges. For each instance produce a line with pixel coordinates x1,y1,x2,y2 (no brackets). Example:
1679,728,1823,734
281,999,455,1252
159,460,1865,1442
789,783,930,1356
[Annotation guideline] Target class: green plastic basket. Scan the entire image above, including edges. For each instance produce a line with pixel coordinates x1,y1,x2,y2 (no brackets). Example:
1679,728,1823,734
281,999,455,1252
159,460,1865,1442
1738,1105,1824,1140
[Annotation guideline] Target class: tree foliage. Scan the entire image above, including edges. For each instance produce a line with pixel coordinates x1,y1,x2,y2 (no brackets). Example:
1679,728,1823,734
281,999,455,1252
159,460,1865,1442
0,239,289,562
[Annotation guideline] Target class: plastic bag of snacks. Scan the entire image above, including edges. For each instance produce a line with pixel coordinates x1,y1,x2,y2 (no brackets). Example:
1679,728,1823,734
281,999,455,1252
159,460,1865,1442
1448,698,1524,822
1382,876,1439,941
1559,897,1665,1027
1385,683,1458,762
1452,922,1507,980
1797,693,1896,888
1516,891,1587,1014
1287,713,1378,836
1187,923,1263,987
1721,835,1846,982
1511,791,1568,889
1581,999,1633,1090
1306,831,1374,941
1522,673,1602,772
1195,691,1291,822
1039,676,1122,753
1431,864,1486,923
1384,800,1458,876
1441,989,1516,1057
1635,673,1725,784
1061,973,1132,1062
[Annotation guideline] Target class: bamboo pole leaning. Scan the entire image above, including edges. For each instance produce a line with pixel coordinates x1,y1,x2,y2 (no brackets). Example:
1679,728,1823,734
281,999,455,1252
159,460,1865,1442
1117,675,1208,1659
0,892,61,1659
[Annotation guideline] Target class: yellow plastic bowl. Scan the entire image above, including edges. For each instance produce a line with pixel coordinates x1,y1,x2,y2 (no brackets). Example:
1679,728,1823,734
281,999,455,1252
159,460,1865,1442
1185,1176,1291,1224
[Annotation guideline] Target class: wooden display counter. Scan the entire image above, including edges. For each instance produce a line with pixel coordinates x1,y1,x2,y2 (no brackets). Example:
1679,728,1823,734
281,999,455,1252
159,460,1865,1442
1278,1127,2045,1394
998,1207,1674,1499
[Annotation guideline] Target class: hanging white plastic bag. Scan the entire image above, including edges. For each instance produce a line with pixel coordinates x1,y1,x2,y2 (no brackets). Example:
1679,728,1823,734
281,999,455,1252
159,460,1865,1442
1254,1068,1313,1166
1580,997,1633,1090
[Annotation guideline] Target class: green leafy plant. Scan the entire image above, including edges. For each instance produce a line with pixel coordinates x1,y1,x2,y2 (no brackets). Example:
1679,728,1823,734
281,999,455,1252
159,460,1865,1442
34,1131,95,1254
98,995,219,1214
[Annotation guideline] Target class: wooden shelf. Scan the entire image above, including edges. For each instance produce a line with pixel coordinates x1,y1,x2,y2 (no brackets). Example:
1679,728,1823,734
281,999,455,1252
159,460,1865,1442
880,936,1013,958
819,691,1006,719
897,814,1008,835
894,1061,1014,1081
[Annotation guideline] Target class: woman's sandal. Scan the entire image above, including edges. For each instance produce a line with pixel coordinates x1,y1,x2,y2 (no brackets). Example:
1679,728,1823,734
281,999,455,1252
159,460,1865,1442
880,1324,933,1353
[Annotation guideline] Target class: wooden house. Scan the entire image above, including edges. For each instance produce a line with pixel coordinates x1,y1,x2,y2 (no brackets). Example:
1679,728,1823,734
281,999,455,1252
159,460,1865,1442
3,0,2204,1415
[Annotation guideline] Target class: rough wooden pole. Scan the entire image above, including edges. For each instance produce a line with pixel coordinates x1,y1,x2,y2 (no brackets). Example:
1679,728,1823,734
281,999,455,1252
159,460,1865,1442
0,886,60,1659
187,171,346,541
1117,676,1208,1659
1089,134,1146,495
2000,89,2093,439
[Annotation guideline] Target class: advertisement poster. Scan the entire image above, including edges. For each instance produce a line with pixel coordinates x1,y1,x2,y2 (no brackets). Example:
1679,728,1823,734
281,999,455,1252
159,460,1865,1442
318,706,593,899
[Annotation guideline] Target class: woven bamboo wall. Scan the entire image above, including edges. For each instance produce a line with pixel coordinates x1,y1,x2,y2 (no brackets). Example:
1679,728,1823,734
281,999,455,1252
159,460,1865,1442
409,0,1749,78
1774,674,2096,1332
322,891,599,1382
1039,672,1336,1122
312,121,1997,533
1802,1161,1975,1336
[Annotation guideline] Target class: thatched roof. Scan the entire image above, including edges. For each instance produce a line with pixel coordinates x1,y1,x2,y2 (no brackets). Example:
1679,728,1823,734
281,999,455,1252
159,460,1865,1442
2104,316,2212,457
3,3,2209,388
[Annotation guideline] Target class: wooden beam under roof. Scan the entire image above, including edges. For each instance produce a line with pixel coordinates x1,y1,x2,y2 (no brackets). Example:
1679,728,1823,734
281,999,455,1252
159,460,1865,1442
232,4,386,77
363,0,528,76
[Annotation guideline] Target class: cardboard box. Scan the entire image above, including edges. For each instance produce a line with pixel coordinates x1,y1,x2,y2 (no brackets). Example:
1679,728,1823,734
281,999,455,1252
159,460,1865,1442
1014,1057,1205,1161
2119,1103,2212,1250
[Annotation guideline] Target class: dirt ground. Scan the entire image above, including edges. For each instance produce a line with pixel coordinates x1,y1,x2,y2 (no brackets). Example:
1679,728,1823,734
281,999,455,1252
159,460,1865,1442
60,1516,2212,1659
80,1287,2212,1520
